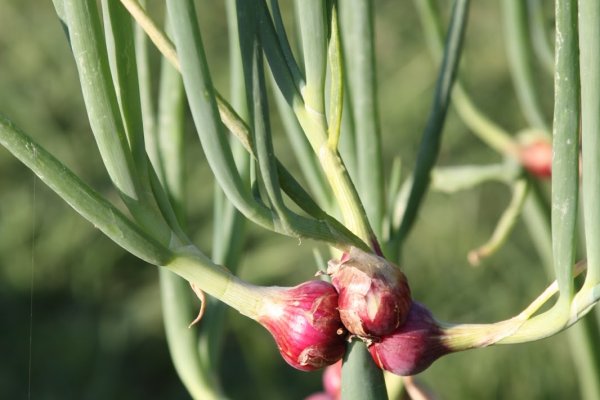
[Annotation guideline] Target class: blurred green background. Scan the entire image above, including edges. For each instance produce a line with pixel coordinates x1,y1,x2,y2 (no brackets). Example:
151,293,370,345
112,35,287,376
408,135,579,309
0,1,591,399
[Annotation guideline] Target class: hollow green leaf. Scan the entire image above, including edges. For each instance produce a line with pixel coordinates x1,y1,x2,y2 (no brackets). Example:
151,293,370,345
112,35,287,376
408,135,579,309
63,0,139,201
256,0,304,111
269,0,305,89
295,0,327,115
502,0,549,130
159,269,223,400
339,0,384,238
167,0,274,231
391,0,470,253
272,77,331,207
579,0,600,287
327,2,343,151
157,55,185,222
415,0,516,155
102,0,148,180
551,0,579,302
0,116,172,266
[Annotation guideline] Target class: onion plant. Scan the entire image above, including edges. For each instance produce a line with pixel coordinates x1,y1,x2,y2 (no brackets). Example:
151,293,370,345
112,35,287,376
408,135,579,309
1,0,599,399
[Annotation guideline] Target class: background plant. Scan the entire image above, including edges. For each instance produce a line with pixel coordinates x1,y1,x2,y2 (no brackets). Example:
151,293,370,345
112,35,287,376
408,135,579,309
0,1,599,399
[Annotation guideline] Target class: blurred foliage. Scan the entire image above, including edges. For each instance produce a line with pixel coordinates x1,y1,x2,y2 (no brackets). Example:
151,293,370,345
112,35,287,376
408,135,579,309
0,0,584,399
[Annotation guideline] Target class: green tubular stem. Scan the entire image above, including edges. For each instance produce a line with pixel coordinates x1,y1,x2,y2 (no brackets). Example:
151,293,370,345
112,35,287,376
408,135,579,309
341,341,389,400
130,0,358,248
62,0,140,201
102,0,149,182
415,0,517,156
391,0,470,251
339,82,358,182
579,0,600,288
551,0,580,302
451,87,518,154
120,0,180,70
327,3,343,150
440,260,595,348
271,77,332,207
257,1,309,133
524,182,600,400
62,0,172,243
135,1,159,171
268,0,305,88
157,55,186,220
237,14,367,249
238,0,295,233
318,143,374,246
501,0,549,130
339,0,385,239
256,0,377,248
159,269,223,400
294,0,327,116
120,1,335,219
167,0,276,233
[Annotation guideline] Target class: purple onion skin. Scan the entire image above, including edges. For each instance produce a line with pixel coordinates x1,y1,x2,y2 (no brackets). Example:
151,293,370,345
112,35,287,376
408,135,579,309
329,248,412,337
258,280,346,371
368,302,450,376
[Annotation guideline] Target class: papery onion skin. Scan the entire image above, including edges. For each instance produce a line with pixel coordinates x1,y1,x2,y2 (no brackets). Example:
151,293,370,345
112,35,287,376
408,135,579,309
328,247,412,338
257,280,346,371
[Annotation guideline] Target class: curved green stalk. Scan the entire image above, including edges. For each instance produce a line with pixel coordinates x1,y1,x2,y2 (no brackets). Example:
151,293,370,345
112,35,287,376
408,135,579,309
62,0,171,244
121,1,345,234
256,0,376,248
62,0,138,201
468,178,528,266
239,9,312,237
257,2,308,128
522,188,600,399
0,116,172,266
391,0,470,252
117,0,361,245
167,0,274,231
502,0,549,130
